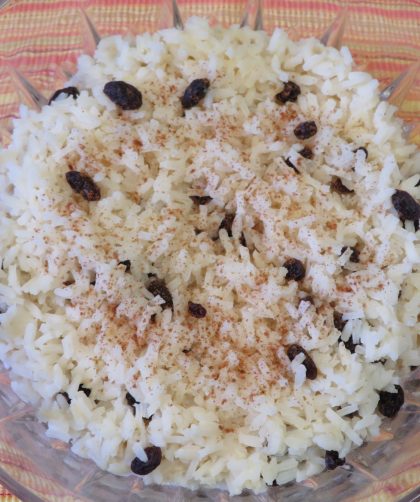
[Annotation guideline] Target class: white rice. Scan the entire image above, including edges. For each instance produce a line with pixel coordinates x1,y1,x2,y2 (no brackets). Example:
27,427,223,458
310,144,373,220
0,17,419,495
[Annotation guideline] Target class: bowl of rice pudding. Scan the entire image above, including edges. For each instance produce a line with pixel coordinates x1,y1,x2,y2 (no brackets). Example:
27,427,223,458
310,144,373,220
0,1,419,500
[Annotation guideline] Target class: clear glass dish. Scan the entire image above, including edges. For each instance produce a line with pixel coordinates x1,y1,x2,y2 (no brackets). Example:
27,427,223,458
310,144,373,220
0,1,419,500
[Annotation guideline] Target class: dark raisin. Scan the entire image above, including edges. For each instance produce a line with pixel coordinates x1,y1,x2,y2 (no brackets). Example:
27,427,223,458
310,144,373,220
131,446,162,475
341,246,360,263
118,260,131,272
283,258,305,281
78,384,91,397
286,344,317,380
188,301,207,318
190,195,212,205
181,78,210,109
294,121,317,140
65,171,85,192
275,82,301,104
391,190,420,222
333,311,347,332
65,171,101,201
147,273,157,278
378,385,404,418
147,279,173,310
103,81,143,110
325,450,345,470
126,392,139,415
410,365,418,371
284,157,299,174
299,147,313,159
240,232,247,247
80,176,101,202
267,479,278,487
58,392,71,404
416,178,420,187
49,86,80,105
219,213,235,237
340,335,358,354
353,147,368,159
331,177,354,194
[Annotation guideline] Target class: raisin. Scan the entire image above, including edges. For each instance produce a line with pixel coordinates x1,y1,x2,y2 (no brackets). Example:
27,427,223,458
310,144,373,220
181,78,210,109
284,157,299,174
299,147,313,159
334,312,358,353
118,260,131,272
65,171,85,192
283,258,305,281
190,195,212,205
391,190,420,222
219,213,235,237
378,385,404,418
341,246,360,263
126,392,139,415
331,177,354,194
294,121,317,140
58,392,71,404
49,86,80,105
78,384,91,397
80,176,101,201
275,81,301,104
188,301,207,318
103,81,143,110
147,279,173,310
333,311,347,332
416,178,420,188
325,450,345,470
240,232,247,247
65,171,101,201
131,446,162,475
353,147,368,159
287,344,317,380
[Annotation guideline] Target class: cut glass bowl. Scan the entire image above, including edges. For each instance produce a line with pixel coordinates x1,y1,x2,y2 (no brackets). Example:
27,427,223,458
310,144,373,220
0,1,419,500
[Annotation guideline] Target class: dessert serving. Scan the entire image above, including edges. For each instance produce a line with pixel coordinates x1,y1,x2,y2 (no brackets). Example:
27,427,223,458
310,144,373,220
0,17,419,495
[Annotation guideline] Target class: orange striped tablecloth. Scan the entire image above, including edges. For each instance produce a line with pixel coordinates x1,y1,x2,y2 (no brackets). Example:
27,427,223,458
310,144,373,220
0,486,18,502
